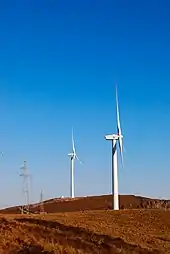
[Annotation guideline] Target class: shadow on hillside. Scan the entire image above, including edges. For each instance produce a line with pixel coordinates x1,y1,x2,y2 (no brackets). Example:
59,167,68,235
16,218,159,254
157,236,170,242
16,244,49,254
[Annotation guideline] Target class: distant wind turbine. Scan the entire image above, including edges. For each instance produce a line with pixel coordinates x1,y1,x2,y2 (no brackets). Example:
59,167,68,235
105,85,124,210
68,128,82,198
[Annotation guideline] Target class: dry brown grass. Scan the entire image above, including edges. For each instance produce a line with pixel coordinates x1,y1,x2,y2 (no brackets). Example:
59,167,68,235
1,194,170,214
0,209,170,253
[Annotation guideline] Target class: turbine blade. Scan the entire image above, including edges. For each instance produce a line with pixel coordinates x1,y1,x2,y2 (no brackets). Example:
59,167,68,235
72,128,76,154
76,154,82,164
116,85,122,136
118,137,124,168
116,85,124,168
20,164,24,170
123,144,126,154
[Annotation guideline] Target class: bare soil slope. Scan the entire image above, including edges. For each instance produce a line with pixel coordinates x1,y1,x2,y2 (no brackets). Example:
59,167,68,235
0,209,170,253
0,194,169,214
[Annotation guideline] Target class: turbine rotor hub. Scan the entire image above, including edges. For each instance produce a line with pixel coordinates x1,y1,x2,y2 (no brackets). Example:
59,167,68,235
105,134,123,140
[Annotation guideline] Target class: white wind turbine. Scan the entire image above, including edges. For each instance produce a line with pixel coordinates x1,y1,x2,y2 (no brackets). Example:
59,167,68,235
105,86,124,210
68,129,82,198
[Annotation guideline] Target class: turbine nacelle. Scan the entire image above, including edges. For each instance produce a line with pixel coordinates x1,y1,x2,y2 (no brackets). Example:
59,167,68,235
105,134,123,140
68,153,75,160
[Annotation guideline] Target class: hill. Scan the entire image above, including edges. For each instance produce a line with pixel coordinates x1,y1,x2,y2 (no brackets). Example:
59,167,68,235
0,209,170,253
0,194,169,214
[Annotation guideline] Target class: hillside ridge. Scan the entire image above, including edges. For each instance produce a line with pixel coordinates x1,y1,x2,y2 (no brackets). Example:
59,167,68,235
0,194,170,214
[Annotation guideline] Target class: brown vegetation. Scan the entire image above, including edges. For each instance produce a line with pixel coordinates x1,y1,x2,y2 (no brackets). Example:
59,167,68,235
0,195,170,253
0,194,170,214
0,209,170,253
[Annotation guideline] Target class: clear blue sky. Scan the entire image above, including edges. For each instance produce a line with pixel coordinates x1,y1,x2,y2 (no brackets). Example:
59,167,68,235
0,0,170,208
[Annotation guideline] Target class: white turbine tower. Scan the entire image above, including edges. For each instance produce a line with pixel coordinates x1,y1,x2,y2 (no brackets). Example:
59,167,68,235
105,86,124,210
68,129,82,199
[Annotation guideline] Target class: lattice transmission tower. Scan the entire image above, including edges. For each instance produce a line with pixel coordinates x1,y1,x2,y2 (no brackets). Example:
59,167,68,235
39,189,45,213
19,160,30,214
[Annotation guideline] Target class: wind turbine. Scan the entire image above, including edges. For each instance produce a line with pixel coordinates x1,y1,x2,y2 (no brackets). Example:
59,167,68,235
68,129,82,199
105,86,124,210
